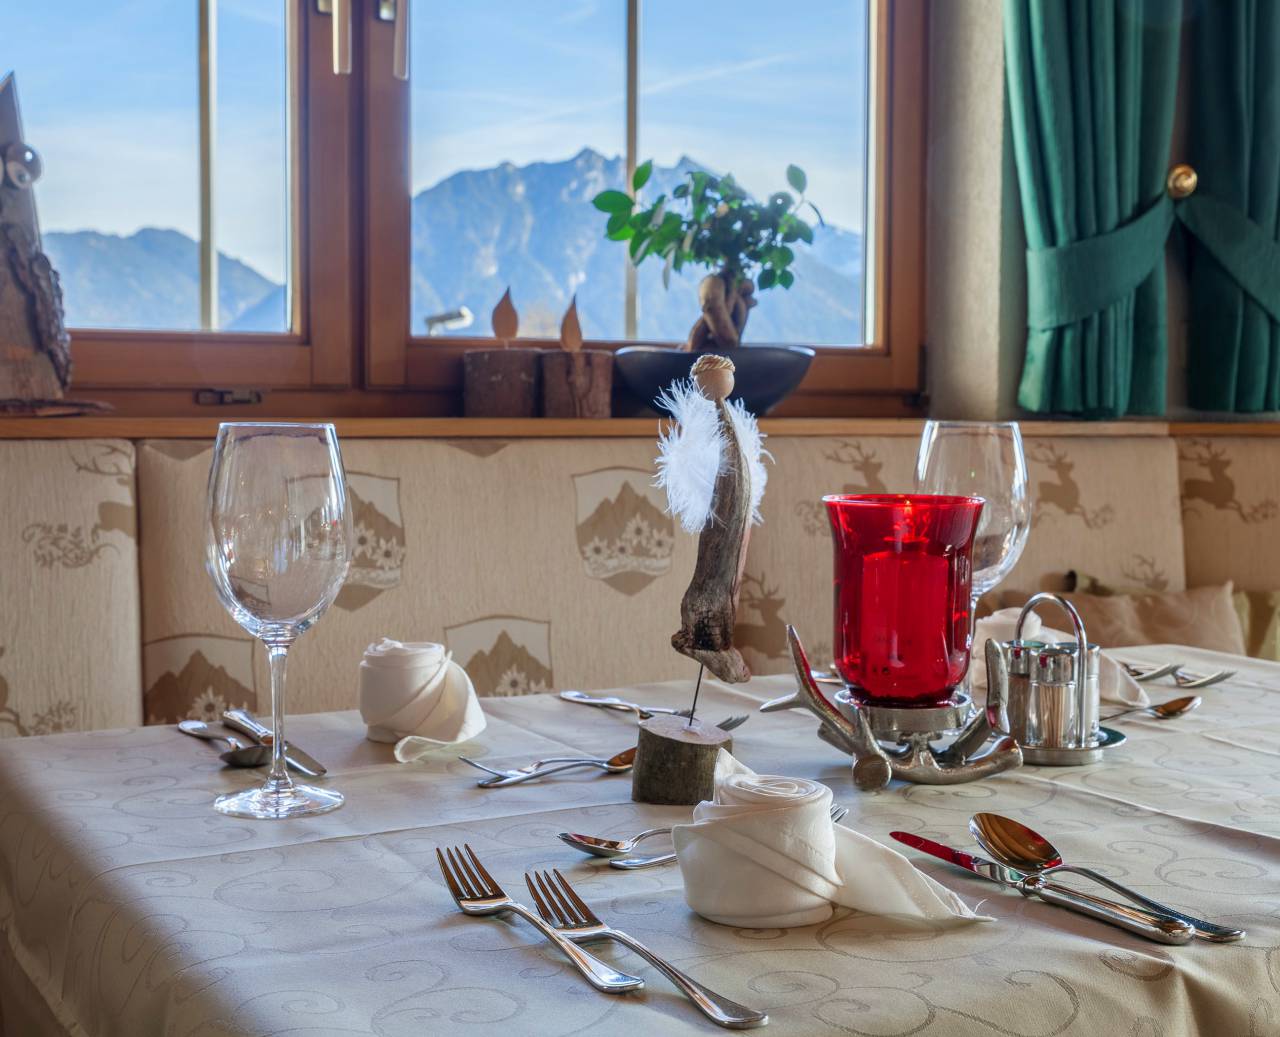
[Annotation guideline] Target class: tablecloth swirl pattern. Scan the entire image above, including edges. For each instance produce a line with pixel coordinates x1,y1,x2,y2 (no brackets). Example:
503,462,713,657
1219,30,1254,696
0,646,1275,1036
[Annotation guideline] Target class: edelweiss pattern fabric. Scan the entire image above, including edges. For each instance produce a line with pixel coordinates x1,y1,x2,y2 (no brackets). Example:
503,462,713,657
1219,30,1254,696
0,440,141,740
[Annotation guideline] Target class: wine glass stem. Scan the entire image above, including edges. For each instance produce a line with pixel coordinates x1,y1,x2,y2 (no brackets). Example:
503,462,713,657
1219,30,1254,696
265,642,293,793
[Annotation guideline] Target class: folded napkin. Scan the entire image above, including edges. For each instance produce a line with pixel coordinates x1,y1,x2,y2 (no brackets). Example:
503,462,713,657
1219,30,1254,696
671,752,990,929
972,608,1148,708
358,638,486,761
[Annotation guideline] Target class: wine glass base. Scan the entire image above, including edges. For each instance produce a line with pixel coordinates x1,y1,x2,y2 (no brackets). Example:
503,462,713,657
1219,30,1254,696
215,783,344,820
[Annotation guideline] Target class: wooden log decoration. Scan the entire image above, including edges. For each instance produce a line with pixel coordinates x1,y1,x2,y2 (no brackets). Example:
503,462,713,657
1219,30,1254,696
463,288,542,417
632,714,732,805
541,295,612,418
631,355,767,805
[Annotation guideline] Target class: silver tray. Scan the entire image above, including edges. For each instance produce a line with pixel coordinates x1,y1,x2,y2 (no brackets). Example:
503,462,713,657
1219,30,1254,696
1020,725,1126,767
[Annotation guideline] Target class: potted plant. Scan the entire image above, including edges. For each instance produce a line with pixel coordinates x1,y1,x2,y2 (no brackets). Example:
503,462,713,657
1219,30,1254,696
593,160,819,413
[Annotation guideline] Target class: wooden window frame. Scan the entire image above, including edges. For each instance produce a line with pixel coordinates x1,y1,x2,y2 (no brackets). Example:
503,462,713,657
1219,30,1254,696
364,0,927,415
66,0,357,393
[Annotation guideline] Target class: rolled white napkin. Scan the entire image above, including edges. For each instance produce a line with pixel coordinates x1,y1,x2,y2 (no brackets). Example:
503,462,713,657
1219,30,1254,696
973,608,1148,707
671,752,990,929
358,638,486,762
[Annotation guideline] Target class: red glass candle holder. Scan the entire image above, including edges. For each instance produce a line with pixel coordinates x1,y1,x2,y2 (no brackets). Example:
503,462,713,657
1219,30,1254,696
824,493,984,709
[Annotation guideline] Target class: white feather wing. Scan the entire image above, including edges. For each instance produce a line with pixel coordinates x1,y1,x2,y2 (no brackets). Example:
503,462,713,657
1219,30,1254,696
655,380,770,532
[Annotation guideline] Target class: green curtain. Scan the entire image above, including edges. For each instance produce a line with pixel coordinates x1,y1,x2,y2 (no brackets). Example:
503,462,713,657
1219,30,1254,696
1186,1,1280,412
1004,0,1183,417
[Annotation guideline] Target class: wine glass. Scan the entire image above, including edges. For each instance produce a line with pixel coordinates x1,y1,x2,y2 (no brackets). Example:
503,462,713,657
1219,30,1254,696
915,421,1031,657
205,423,352,819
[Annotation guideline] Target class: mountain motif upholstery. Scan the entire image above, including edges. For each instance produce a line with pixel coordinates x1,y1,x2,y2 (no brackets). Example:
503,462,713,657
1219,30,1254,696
0,440,141,739
736,434,1187,677
0,428,1236,735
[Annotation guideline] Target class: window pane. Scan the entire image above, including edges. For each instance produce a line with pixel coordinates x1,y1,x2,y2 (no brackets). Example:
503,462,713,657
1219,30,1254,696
4,0,290,332
410,2,626,339
638,0,869,345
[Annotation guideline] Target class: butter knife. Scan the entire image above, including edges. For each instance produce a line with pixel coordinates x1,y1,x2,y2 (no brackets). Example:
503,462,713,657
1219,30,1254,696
222,709,327,777
889,832,1194,945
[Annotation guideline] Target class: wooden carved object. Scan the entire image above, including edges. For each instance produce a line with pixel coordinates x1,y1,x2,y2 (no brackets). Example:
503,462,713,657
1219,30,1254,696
685,272,756,352
670,355,753,683
631,714,732,805
0,73,71,406
541,294,612,418
462,287,542,417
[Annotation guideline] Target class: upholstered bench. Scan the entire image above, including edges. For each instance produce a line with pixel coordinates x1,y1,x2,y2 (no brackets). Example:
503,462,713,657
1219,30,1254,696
0,427,1271,734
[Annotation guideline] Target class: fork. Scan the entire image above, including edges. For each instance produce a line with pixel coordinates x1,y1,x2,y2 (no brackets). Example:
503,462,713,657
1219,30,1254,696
435,844,644,994
463,716,748,786
609,802,849,870
1173,668,1236,689
559,690,691,719
525,868,767,1029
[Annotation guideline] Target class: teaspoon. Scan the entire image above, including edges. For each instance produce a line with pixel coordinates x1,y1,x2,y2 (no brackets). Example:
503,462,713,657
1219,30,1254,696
969,812,1244,942
560,825,675,859
1101,695,1201,723
178,719,271,768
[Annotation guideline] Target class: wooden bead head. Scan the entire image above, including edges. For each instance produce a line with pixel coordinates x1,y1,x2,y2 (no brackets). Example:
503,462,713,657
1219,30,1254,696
691,354,735,402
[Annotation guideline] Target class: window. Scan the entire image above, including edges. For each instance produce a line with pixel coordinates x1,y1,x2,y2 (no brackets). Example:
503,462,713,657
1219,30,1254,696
370,0,924,408
0,1,923,412
8,1,291,333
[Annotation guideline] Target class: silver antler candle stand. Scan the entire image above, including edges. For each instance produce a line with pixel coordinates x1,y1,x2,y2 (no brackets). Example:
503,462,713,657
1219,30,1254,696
761,627,1023,791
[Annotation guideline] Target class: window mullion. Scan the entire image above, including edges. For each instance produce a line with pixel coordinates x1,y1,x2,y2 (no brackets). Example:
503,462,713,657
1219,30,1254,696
198,0,218,331
624,0,638,339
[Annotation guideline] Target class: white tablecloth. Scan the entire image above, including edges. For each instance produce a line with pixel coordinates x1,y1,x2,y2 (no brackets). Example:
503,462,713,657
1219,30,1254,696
0,646,1276,1037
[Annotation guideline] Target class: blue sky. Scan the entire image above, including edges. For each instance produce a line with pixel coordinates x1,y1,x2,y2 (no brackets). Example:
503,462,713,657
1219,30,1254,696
5,0,866,285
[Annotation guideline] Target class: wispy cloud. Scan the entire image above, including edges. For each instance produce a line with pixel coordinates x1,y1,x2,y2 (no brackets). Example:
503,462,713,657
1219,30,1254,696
642,52,798,98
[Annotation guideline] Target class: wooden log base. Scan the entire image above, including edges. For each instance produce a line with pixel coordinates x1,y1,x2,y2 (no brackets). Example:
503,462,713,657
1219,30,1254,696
463,349,543,417
631,713,732,806
541,350,612,418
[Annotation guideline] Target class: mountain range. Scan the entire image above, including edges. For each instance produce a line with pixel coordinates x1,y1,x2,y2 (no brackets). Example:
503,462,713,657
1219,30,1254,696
42,150,864,344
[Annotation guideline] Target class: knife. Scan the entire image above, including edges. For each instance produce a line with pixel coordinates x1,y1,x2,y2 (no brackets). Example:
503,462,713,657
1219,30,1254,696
222,709,327,777
889,831,1194,945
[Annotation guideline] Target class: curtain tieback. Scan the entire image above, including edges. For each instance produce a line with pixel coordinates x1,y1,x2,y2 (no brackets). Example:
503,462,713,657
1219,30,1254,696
1026,176,1280,331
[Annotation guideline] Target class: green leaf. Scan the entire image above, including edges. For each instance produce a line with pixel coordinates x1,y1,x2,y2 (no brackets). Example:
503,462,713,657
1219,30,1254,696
632,159,653,193
786,164,807,193
593,190,634,214
769,191,794,210
607,223,635,241
673,183,690,198
778,269,795,289
794,220,814,244
758,268,776,290
776,245,794,266
606,210,628,235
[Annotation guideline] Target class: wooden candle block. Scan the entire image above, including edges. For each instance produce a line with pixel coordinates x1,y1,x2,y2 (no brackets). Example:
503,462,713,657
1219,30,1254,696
463,349,543,417
631,713,732,805
541,350,613,418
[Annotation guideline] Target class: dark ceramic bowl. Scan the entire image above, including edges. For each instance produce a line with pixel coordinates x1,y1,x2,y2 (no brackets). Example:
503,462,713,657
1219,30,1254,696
614,344,815,416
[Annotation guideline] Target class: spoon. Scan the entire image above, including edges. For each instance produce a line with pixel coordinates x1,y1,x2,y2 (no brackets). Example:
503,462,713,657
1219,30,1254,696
609,804,849,870
560,825,675,859
1101,695,1201,723
178,719,270,768
969,812,1245,943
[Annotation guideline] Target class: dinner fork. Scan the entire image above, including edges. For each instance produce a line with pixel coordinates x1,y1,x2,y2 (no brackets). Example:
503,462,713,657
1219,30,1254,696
609,802,849,870
524,868,767,1029
1173,668,1235,689
462,716,748,786
435,844,644,993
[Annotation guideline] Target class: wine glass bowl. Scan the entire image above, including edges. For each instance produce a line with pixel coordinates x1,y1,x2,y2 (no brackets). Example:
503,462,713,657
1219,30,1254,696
914,422,1031,601
206,423,352,820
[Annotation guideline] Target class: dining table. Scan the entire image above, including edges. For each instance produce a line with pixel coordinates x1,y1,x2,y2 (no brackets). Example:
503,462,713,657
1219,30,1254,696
0,644,1275,1037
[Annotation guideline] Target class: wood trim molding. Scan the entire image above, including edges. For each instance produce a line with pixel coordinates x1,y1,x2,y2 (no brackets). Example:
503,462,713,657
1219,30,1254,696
0,416,1178,440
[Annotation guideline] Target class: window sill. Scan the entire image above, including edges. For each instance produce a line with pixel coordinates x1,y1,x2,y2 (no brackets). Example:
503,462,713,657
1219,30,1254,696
0,415,1176,440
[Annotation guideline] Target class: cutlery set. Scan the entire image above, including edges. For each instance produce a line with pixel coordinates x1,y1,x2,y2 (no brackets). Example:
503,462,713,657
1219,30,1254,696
178,709,327,776
458,691,749,789
892,812,1244,945
438,842,769,1028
